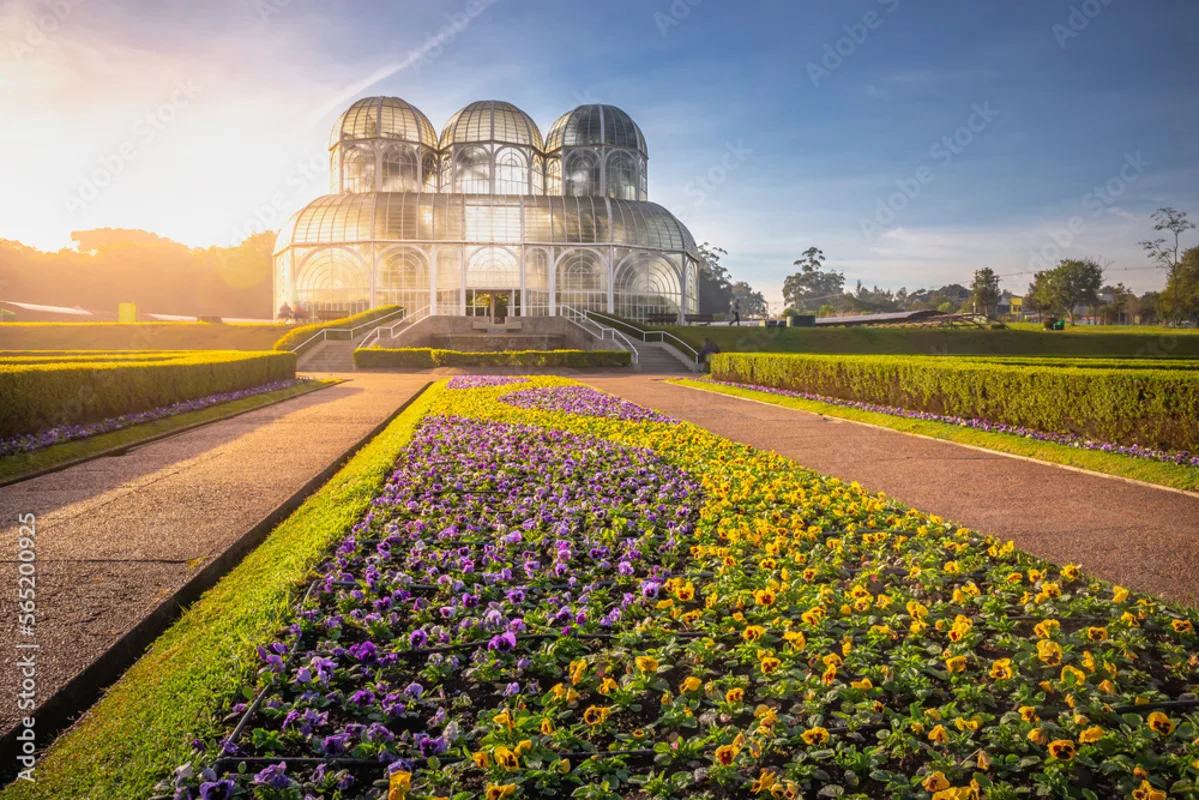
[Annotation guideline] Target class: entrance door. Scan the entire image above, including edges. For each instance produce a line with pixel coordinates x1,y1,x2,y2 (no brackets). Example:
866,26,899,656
466,289,521,323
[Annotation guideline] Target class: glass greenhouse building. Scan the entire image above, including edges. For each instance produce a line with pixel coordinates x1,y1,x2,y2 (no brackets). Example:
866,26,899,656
274,97,700,322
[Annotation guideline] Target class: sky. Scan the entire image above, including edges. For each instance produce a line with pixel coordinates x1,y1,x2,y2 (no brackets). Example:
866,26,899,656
1,0,1197,310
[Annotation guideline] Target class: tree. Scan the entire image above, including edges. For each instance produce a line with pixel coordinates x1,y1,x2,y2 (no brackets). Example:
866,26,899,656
729,281,768,317
1026,259,1104,325
1140,207,1195,324
969,268,1002,317
1158,246,1199,323
696,243,734,315
1102,283,1133,325
782,247,845,311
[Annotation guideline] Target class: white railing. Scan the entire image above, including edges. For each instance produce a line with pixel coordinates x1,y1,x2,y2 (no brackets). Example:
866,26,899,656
583,310,701,366
358,306,430,349
289,307,408,357
559,305,639,366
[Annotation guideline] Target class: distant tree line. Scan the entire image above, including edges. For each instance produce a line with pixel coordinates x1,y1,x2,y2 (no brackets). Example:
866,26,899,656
0,229,275,318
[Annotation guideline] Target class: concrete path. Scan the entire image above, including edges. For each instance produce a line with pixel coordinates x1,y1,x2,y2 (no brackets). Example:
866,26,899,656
585,376,1199,608
0,374,428,734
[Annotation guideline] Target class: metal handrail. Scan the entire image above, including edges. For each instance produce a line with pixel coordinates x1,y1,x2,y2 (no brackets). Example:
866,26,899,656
359,306,429,349
559,305,639,366
289,308,408,356
584,310,701,365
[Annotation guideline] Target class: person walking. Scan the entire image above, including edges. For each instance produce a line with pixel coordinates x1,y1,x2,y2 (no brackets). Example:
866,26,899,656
699,336,721,368
730,298,741,326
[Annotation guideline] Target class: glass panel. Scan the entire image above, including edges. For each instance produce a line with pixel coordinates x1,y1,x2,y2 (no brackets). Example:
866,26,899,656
555,248,606,312
343,145,376,193
466,246,520,289
494,147,529,195
376,247,429,313
294,248,370,318
564,150,599,197
525,248,550,317
455,145,490,193
380,144,419,192
614,252,680,321
605,151,638,201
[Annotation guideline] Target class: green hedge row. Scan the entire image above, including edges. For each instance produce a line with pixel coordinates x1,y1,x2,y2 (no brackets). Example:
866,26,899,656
710,352,1199,451
0,351,296,437
273,306,402,352
354,348,632,369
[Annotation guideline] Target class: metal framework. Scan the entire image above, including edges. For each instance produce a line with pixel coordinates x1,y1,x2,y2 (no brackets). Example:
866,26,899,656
278,98,697,322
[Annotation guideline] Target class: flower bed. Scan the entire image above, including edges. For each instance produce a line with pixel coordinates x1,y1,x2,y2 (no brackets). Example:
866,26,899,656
701,378,1199,468
447,377,530,390
498,385,677,424
0,378,309,457
170,378,1198,800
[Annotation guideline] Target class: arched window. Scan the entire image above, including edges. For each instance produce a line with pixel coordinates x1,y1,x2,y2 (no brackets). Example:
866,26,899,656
564,150,600,197
494,147,529,195
342,146,376,193
605,151,638,201
380,145,419,192
376,247,430,313
422,152,438,192
329,149,341,194
556,249,607,312
455,146,491,193
295,248,370,317
545,157,562,195
467,247,520,289
531,155,545,196
614,253,680,321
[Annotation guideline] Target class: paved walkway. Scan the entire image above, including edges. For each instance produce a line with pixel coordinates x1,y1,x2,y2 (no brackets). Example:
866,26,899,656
0,374,428,734
585,376,1199,608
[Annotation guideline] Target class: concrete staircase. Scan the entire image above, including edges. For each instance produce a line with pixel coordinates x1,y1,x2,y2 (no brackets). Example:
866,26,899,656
297,340,357,372
627,341,696,373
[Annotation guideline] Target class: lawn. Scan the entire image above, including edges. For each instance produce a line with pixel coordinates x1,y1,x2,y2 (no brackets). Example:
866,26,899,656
21,377,1195,800
642,324,1199,358
669,377,1199,493
0,322,288,351
0,379,335,485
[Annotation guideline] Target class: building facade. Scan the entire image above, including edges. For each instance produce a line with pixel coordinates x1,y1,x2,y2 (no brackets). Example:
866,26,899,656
274,97,700,322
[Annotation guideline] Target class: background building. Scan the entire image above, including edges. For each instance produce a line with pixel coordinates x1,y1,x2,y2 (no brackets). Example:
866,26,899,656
274,97,700,322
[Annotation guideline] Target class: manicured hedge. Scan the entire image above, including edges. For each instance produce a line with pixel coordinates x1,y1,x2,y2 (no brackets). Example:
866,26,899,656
273,305,402,352
354,347,632,369
0,351,295,437
711,352,1199,451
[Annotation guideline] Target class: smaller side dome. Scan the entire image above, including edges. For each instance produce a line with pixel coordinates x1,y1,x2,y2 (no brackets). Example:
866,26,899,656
545,105,647,156
329,96,438,150
439,100,545,150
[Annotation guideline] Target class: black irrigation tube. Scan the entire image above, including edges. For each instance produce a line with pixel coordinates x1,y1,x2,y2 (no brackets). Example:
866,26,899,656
211,747,667,776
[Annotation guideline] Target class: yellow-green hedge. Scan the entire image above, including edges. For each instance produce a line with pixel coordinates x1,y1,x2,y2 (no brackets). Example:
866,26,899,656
273,306,403,352
711,352,1199,450
354,348,632,369
0,351,296,437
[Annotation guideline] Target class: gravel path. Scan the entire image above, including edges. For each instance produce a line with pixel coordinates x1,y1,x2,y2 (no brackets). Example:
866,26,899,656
0,374,428,735
585,376,1199,608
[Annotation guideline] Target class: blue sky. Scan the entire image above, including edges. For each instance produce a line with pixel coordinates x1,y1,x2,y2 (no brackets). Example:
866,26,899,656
2,0,1197,308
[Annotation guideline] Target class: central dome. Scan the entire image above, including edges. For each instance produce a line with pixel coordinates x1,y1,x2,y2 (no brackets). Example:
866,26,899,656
439,100,545,150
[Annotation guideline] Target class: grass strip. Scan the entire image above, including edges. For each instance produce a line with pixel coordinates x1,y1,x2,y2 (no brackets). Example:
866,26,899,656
0,379,336,486
668,377,1199,493
0,382,441,800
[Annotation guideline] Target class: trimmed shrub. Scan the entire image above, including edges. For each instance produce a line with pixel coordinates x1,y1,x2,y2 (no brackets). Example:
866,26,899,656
354,348,632,369
273,305,403,352
0,351,296,437
711,352,1199,451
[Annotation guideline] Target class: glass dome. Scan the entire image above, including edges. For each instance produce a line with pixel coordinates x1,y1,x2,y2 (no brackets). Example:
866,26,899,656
545,105,647,155
328,96,438,150
439,100,545,150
